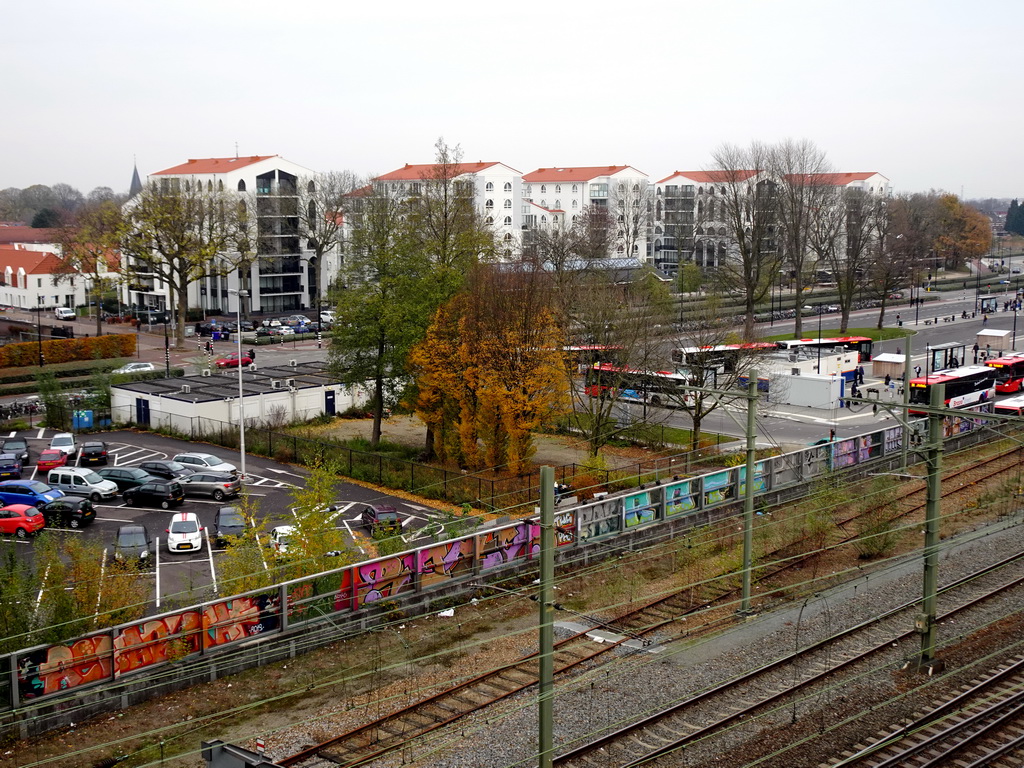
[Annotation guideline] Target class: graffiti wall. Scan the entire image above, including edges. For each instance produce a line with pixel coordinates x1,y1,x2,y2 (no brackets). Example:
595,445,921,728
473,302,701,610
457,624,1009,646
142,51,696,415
738,462,769,496
665,480,696,517
17,633,113,700
578,499,621,540
418,539,475,589
113,610,202,677
554,509,577,546
702,471,734,506
288,570,352,621
204,593,281,649
623,490,657,528
480,522,540,570
355,553,415,607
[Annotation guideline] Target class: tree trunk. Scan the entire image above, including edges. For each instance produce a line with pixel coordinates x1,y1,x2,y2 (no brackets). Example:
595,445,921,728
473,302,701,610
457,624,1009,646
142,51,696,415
793,271,803,337
176,284,188,348
690,413,703,454
744,295,757,340
95,285,103,339
876,298,889,330
371,373,384,448
840,308,851,333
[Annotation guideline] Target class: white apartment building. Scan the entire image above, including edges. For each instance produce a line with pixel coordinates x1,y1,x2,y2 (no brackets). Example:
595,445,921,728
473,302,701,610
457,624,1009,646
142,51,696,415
134,155,323,316
0,243,95,310
373,161,523,250
521,166,651,258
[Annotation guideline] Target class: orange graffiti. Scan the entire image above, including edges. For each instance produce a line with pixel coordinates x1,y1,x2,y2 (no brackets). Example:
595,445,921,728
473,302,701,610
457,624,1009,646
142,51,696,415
113,611,202,676
32,635,113,695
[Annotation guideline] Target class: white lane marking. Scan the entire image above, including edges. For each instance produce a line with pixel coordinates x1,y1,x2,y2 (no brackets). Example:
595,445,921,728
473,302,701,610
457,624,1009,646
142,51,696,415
262,468,306,478
206,529,218,594
252,478,269,486
6,431,14,438
95,517,135,523
404,503,430,511
36,428,45,439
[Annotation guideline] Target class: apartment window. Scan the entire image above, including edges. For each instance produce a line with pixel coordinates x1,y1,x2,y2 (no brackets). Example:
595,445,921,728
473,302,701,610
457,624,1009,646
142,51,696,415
503,199,512,209
485,216,493,224
554,200,560,210
486,182,494,192
540,200,546,208
526,185,532,195
503,182,512,192
541,185,547,193
37,278,42,288
540,215,547,225
237,180,246,192
503,233,513,242
572,184,578,193
572,200,578,209
633,184,640,193
485,199,494,209
503,216,512,226
555,185,561,193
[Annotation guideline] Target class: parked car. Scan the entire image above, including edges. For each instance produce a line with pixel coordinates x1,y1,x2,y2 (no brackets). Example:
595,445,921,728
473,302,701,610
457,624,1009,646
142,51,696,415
36,449,67,472
166,512,204,553
284,314,311,327
49,432,77,458
261,318,282,328
79,441,109,466
180,471,241,501
123,480,185,509
214,352,253,369
113,524,151,564
137,460,194,480
47,467,119,501
320,311,336,324
0,480,63,508
40,497,96,529
269,525,295,555
96,466,155,492
2,437,29,463
361,504,402,534
255,326,273,338
0,504,46,538
0,453,22,479
111,362,156,375
276,326,296,336
214,506,246,547
172,453,237,475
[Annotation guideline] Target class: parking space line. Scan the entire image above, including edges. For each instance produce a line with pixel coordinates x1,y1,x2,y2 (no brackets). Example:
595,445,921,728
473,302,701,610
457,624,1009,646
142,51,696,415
35,428,45,439
96,517,135,523
251,478,269,486
206,530,218,594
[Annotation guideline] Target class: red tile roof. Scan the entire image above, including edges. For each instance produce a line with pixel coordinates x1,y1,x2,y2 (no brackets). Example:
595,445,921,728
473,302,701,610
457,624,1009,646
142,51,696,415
375,162,507,181
657,170,759,184
523,166,639,182
782,172,881,186
151,156,278,175
0,245,62,274
0,226,59,245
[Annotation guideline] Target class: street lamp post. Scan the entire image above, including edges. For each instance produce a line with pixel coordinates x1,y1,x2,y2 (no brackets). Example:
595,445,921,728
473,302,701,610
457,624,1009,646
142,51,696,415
36,296,44,367
229,288,249,482
163,318,170,378
816,302,823,373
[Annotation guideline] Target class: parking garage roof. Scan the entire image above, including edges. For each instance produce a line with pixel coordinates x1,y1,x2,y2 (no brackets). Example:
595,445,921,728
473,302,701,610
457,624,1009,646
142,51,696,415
111,361,341,404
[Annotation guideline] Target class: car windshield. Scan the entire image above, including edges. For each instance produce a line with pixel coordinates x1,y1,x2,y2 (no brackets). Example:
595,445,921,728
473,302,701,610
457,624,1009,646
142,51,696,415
118,529,147,546
82,471,103,483
162,462,186,471
220,511,244,526
170,520,199,533
5,440,26,449
52,436,73,447
26,481,50,493
126,468,149,479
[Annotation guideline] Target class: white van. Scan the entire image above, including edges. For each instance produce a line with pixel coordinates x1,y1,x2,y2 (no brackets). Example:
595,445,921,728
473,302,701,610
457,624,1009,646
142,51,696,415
47,467,119,501
54,307,76,321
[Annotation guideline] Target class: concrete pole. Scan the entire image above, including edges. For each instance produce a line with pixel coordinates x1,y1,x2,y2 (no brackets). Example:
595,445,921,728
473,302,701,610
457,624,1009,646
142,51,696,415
917,382,945,672
740,370,758,614
902,337,912,470
539,465,555,768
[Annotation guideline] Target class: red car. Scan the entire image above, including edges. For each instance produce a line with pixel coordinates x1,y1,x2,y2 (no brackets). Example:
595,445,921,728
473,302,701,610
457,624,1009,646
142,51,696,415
0,504,45,538
214,352,253,369
36,449,67,472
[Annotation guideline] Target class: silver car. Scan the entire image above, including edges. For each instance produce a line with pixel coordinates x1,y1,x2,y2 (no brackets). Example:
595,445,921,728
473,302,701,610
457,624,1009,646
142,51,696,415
172,452,237,475
178,471,241,501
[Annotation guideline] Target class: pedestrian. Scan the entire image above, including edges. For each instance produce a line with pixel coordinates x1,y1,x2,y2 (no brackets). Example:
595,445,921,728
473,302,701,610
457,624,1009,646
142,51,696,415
248,348,256,362
973,343,980,364
884,373,891,386
896,346,902,355
896,313,901,325
950,356,958,368
986,343,991,359
857,366,865,384
983,314,989,326
851,382,859,398
914,365,921,378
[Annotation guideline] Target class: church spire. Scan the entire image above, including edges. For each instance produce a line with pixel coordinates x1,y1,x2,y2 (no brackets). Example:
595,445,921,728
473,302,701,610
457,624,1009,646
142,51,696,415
128,158,143,198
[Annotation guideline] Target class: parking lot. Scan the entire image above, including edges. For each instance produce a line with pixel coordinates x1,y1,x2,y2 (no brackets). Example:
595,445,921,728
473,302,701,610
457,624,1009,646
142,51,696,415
1,428,448,611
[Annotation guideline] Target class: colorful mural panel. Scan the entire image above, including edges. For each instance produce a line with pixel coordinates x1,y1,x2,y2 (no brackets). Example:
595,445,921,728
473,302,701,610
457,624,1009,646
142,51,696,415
17,633,113,700
703,470,735,506
738,462,768,495
553,510,577,546
417,539,475,589
665,480,696,516
355,553,415,607
203,593,281,649
623,490,657,528
113,611,202,677
480,522,540,570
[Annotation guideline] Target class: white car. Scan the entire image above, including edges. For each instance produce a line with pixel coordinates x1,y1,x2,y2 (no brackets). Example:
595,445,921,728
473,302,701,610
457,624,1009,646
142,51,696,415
112,362,156,375
49,432,77,458
166,512,204,553
269,525,295,555
172,452,237,475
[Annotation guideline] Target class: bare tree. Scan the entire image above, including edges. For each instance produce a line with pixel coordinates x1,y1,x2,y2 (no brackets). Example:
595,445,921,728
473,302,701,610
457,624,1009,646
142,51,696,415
710,142,783,339
770,140,832,336
298,170,363,319
610,179,652,259
55,201,125,338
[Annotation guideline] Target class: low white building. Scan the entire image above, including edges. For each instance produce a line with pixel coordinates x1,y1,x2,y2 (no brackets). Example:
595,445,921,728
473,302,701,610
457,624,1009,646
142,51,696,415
0,244,93,311
110,361,367,433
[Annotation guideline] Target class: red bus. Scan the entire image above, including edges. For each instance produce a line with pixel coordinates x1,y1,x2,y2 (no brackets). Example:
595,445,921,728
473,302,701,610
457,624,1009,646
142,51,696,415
984,353,1024,394
775,335,874,362
585,363,690,407
994,394,1024,416
908,365,996,413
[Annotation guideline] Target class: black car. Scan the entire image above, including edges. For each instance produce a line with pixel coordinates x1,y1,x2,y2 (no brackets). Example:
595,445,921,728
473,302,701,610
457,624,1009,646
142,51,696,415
40,497,96,529
361,504,402,533
255,326,273,337
113,524,151,564
96,466,155,492
2,437,29,464
137,460,194,480
214,506,246,547
79,441,109,466
123,480,185,509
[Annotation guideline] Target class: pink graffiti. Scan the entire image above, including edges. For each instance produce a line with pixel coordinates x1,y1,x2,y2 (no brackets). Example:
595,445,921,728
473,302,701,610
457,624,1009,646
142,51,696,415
356,554,414,606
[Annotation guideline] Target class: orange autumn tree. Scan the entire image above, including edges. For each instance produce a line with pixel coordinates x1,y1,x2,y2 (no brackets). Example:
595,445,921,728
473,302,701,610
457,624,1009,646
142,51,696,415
410,264,568,473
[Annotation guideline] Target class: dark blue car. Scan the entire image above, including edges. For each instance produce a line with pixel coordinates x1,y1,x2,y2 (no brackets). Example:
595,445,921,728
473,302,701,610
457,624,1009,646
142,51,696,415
0,480,64,508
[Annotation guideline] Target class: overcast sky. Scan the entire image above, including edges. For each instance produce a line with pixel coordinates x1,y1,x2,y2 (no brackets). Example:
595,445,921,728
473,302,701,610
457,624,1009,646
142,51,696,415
3,0,1020,199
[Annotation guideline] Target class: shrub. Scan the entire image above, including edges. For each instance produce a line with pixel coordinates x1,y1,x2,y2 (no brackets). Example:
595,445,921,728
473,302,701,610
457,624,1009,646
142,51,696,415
0,334,135,367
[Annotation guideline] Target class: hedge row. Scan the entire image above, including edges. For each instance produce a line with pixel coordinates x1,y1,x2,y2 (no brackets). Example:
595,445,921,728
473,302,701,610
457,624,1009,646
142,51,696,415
0,368,185,399
0,334,136,367
0,358,135,385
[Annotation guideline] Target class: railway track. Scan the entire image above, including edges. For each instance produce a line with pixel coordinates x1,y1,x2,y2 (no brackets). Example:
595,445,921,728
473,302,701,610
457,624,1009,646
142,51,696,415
826,654,1024,767
552,552,1024,768
278,442,1024,768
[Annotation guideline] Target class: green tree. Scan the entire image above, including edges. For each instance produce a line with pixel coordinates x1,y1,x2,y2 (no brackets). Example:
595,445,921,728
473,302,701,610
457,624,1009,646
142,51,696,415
1007,200,1024,236
331,185,432,447
31,208,62,228
56,200,126,338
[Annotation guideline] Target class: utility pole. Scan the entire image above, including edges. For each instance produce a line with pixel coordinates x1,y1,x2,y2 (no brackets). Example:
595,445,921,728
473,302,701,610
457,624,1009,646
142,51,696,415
538,465,555,768
902,338,912,470
914,382,945,673
740,370,758,614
